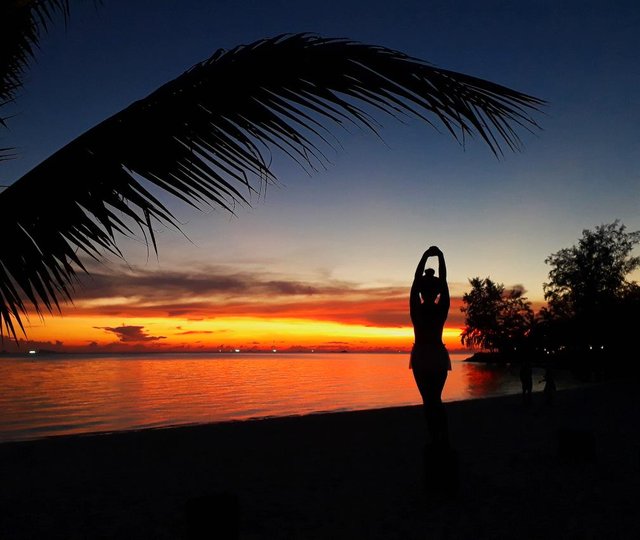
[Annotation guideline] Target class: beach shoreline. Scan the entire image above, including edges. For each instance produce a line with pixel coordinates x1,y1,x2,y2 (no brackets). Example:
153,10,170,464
2,383,639,538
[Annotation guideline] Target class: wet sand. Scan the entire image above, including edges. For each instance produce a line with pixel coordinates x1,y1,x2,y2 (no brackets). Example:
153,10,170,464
1,383,639,539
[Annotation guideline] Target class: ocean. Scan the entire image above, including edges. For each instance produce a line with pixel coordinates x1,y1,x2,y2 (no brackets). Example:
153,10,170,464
0,352,576,443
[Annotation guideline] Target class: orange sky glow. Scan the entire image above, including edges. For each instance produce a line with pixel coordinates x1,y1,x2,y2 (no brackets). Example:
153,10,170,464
9,299,465,354
0,263,471,354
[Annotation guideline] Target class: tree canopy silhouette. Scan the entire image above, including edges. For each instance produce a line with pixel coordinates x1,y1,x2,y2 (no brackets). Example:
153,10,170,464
460,277,533,353
544,221,640,315
542,220,640,351
0,30,544,340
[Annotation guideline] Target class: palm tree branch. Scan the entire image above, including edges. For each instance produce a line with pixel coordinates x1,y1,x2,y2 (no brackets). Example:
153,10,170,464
0,33,544,338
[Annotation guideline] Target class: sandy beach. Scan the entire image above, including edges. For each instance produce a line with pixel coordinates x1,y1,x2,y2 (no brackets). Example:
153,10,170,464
1,382,639,539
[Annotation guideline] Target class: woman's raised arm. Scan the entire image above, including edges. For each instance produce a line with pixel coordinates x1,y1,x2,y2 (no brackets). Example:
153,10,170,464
410,247,437,318
435,248,450,312
414,250,430,280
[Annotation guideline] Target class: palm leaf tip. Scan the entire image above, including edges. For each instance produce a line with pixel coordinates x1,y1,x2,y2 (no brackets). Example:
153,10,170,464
0,33,544,340
1,1,71,158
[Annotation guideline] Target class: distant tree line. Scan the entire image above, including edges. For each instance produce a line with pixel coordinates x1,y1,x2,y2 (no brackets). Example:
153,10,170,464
461,221,640,369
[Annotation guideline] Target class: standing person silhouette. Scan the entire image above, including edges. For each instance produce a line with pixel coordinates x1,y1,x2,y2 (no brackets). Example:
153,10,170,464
410,246,451,447
520,358,533,406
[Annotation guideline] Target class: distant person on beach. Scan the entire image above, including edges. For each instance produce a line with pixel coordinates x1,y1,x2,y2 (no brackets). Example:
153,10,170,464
410,246,451,446
520,358,533,405
541,366,556,406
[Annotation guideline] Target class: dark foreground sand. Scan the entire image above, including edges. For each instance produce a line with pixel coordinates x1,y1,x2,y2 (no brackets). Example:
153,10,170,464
1,383,639,539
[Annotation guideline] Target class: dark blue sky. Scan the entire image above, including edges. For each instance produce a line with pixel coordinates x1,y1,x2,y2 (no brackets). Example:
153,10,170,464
3,0,640,301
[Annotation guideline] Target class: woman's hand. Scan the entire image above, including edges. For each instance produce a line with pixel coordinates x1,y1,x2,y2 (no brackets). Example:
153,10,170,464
425,245,440,257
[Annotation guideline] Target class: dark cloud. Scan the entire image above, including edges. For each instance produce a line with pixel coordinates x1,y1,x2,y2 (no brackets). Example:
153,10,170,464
175,330,214,335
94,325,166,342
74,265,328,302
262,281,319,295
69,265,409,322
506,284,527,295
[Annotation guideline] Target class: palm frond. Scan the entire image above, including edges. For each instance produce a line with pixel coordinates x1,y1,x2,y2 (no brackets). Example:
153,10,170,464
0,0,71,158
0,33,544,339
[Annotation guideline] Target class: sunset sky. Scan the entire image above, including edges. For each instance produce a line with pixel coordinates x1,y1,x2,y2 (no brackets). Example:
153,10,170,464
2,0,639,352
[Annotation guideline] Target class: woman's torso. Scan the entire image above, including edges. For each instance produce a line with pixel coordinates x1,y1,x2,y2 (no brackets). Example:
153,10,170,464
412,302,447,345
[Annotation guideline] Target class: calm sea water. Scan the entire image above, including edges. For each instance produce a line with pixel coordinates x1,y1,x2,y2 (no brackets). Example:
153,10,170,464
0,352,577,443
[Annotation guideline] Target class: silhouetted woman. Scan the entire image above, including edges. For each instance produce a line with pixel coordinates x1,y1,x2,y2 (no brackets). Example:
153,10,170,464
410,246,451,446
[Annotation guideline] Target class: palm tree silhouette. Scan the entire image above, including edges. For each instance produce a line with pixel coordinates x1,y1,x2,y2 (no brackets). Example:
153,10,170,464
0,5,543,340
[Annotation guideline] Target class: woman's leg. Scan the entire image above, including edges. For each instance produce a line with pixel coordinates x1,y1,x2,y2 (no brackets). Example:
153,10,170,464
413,369,448,444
